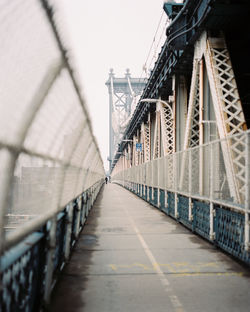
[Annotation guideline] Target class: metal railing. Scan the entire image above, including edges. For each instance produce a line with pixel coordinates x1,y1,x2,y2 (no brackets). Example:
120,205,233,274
0,0,105,310
113,130,250,210
112,130,250,263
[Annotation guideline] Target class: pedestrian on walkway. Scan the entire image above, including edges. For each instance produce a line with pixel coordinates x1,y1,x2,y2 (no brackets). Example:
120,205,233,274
105,177,108,184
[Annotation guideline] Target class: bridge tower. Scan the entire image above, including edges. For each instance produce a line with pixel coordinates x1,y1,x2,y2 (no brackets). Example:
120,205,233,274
105,69,146,172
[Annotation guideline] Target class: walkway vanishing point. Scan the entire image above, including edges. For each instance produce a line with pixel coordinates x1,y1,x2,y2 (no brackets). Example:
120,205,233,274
50,183,250,312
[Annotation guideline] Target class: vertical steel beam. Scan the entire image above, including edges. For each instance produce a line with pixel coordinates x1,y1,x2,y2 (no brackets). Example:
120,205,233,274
245,132,250,250
157,159,159,207
172,76,176,154
199,59,204,195
188,149,193,221
209,142,215,240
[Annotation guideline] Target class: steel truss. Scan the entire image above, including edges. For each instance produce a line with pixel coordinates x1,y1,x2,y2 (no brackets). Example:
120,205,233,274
181,31,247,203
141,119,151,163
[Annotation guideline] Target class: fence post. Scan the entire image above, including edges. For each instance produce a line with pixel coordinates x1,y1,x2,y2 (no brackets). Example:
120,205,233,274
174,154,179,219
188,149,193,221
75,198,81,237
44,216,57,305
64,203,73,261
245,132,250,251
158,158,161,208
209,143,215,240
147,164,150,202
81,192,87,224
164,157,168,211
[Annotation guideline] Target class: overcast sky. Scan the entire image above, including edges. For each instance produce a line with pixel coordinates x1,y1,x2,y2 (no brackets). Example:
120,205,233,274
58,0,168,170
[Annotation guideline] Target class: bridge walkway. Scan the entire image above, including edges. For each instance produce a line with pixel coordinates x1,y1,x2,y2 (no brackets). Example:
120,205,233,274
50,183,250,312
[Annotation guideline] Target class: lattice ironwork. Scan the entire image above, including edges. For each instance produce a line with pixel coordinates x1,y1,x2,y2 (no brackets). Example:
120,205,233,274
178,195,192,228
159,189,165,210
191,147,200,195
143,122,151,162
208,45,246,135
153,111,161,159
215,206,246,260
160,102,174,155
230,134,246,202
183,60,200,150
193,200,210,239
165,155,174,190
205,35,247,203
167,191,175,217
133,136,139,166
1,233,45,312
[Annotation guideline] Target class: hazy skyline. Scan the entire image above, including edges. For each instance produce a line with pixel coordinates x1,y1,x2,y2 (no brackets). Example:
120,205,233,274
58,0,168,170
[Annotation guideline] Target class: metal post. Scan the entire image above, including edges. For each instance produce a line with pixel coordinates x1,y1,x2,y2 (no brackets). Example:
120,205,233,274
245,132,250,251
164,157,168,209
209,142,215,240
79,194,84,226
158,158,161,208
188,149,193,221
91,186,94,206
174,154,179,219
86,191,90,215
75,198,81,237
82,192,86,224
151,162,154,201
165,190,168,212
147,163,150,202
123,156,125,187
44,216,57,304
64,203,73,261
199,59,204,196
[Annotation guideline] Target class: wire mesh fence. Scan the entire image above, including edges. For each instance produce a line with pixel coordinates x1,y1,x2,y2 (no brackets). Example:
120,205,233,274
0,0,104,239
112,130,250,211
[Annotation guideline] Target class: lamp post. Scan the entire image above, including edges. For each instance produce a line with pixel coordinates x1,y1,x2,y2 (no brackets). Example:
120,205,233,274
139,98,174,118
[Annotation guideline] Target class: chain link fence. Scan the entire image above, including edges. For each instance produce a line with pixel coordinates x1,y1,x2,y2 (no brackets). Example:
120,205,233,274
112,130,250,210
0,0,104,236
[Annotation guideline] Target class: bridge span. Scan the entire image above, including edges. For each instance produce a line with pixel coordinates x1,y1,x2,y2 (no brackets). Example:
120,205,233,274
1,0,250,311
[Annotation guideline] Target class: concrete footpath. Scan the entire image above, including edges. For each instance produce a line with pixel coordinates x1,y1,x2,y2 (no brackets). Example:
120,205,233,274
50,183,250,312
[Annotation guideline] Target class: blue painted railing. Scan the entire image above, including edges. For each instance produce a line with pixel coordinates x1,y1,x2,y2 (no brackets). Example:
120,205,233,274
119,181,250,267
0,180,103,312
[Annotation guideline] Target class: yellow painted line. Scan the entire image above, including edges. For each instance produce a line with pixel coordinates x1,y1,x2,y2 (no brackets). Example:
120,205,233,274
171,262,189,267
158,263,177,273
109,263,243,277
172,272,244,277
109,264,117,271
133,262,151,270
108,262,224,273
115,188,185,312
